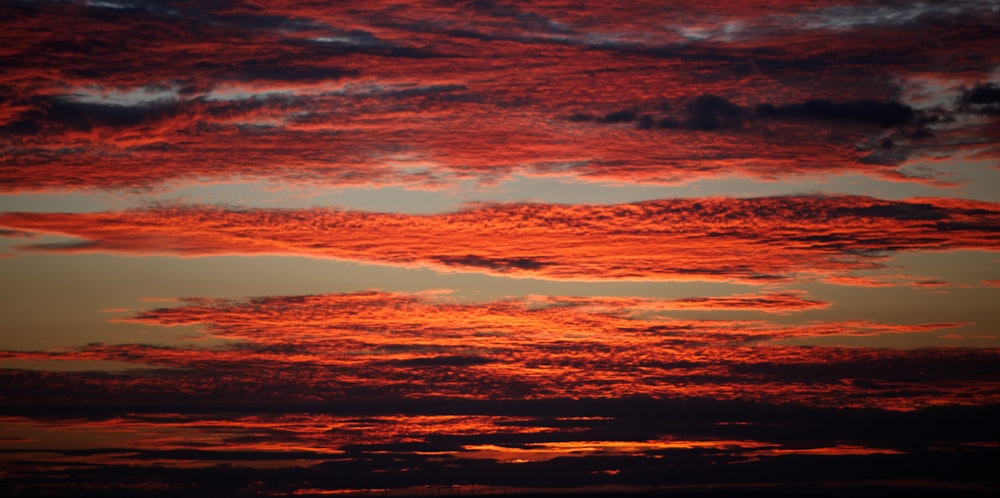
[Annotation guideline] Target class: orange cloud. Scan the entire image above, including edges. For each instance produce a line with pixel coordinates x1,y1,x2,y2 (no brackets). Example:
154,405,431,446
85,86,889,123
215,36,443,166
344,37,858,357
532,292,829,314
3,291,990,411
3,195,998,282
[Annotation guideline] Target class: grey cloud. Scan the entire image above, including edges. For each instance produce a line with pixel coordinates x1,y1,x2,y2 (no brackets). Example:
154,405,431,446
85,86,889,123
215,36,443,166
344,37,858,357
17,240,102,251
0,229,36,238
433,255,548,271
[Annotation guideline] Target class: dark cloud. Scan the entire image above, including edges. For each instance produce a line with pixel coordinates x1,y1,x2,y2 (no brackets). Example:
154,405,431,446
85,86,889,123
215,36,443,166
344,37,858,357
385,355,497,367
683,94,745,130
1,392,998,496
755,99,915,128
960,83,1000,115
0,228,35,238
433,254,549,271
2,92,308,138
730,348,1000,385
229,58,359,83
600,109,637,124
1,97,180,135
47,98,178,129
961,83,1000,105
571,95,919,133
828,199,950,221
18,240,103,252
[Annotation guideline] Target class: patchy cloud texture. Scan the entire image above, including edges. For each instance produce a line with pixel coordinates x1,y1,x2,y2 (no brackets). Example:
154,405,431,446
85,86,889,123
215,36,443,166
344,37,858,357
1,0,998,190
2,290,998,494
3,195,999,281
1,1,999,496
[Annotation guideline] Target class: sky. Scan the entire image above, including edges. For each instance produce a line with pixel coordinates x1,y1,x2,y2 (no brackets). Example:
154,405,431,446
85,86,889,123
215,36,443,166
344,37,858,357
1,0,999,496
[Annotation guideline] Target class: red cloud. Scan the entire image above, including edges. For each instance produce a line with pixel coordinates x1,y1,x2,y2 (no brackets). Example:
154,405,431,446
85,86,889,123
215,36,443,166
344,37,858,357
3,195,998,282
1,291,991,411
2,2,997,192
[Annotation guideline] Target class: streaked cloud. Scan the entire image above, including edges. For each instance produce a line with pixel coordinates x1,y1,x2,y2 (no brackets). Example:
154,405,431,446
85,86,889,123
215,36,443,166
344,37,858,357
0,286,994,495
3,195,997,282
2,290,988,413
2,0,997,192
2,399,996,495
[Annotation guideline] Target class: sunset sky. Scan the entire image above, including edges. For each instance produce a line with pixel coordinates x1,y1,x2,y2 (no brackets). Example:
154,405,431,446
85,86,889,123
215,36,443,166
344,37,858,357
2,1,999,496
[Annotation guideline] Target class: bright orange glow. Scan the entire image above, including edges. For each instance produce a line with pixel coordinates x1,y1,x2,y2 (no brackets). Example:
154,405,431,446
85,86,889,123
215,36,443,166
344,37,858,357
2,291,995,411
3,196,998,282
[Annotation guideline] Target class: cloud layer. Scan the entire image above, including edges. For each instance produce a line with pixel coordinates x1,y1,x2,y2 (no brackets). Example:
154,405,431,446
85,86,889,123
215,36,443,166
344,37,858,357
2,290,990,411
3,195,998,281
2,0,997,191
2,289,997,494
